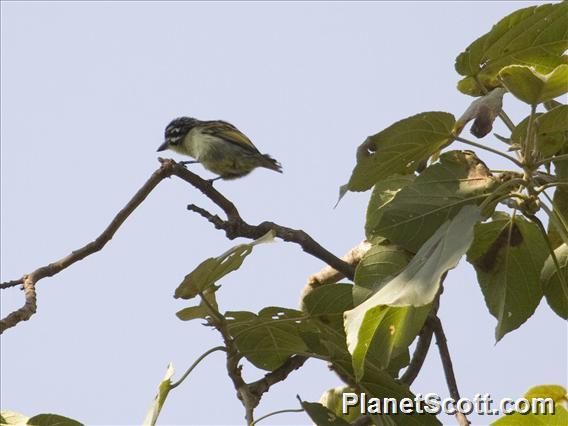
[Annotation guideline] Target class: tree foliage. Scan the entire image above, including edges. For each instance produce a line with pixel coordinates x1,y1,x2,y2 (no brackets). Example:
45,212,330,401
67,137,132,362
2,2,567,425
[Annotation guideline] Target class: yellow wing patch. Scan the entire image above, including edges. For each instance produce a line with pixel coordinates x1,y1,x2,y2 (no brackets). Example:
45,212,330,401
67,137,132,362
202,121,260,153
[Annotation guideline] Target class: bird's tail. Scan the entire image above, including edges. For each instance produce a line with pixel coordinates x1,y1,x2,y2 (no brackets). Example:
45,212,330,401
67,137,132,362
260,154,283,173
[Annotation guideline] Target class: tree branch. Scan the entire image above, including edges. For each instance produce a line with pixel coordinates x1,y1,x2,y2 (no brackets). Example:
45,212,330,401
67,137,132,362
0,278,23,289
399,322,434,385
299,240,371,310
1,158,352,334
429,314,470,426
248,355,309,399
0,159,178,333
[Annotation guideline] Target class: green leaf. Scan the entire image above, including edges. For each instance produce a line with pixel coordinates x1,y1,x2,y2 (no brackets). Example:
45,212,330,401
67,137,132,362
174,230,275,300
345,206,481,377
467,214,548,341
349,304,431,381
0,412,83,426
355,205,481,309
511,113,542,148
548,182,568,249
369,151,495,253
535,105,568,157
353,240,413,305
225,307,311,371
524,384,568,403
0,411,30,425
341,112,455,193
142,363,174,426
541,244,568,320
175,305,211,321
26,415,83,426
492,385,568,425
499,64,568,105
455,2,568,96
301,286,441,426
318,387,362,423
365,175,416,239
492,405,568,426
299,399,351,426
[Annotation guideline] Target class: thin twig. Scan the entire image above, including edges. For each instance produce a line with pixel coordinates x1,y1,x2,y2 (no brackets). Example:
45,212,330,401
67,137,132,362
399,322,434,385
169,346,227,390
0,160,178,333
429,314,470,426
248,355,309,399
454,136,523,168
536,153,568,167
184,202,355,281
0,278,24,289
250,408,304,426
1,158,352,334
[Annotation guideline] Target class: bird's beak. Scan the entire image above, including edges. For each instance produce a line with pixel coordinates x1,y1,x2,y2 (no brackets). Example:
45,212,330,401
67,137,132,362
156,141,169,152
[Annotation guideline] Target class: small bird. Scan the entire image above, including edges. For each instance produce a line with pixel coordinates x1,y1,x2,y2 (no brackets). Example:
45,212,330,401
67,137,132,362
157,117,282,181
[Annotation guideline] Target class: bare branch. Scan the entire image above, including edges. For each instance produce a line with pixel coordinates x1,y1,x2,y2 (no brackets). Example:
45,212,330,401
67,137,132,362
430,315,470,426
248,355,308,399
177,169,355,280
0,276,37,333
2,158,352,334
300,240,371,309
0,278,23,289
399,322,434,385
0,160,178,333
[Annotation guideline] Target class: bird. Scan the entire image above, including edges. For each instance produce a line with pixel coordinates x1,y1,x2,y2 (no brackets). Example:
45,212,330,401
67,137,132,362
157,117,282,181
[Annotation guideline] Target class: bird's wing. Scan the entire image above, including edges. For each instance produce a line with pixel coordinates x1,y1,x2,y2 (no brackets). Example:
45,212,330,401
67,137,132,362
201,121,261,154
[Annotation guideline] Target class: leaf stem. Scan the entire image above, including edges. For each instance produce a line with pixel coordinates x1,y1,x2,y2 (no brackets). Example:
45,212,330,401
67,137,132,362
479,178,526,212
169,346,227,390
454,136,523,168
250,408,304,425
523,104,538,164
526,215,567,289
535,182,568,192
536,153,568,167
539,202,568,246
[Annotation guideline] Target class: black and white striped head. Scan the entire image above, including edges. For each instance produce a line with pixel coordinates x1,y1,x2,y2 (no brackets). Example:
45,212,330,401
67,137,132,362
157,117,199,151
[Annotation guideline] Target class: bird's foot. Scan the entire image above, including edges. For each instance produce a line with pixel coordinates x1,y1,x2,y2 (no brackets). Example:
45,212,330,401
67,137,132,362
179,160,198,167
207,176,223,185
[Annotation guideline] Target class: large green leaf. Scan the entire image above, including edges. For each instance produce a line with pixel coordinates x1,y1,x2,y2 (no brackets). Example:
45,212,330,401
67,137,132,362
365,175,416,239
301,285,440,426
467,213,548,341
548,184,568,249
0,412,83,426
491,384,568,425
345,206,480,374
174,231,274,300
368,151,495,253
318,387,362,423
349,304,431,381
535,105,568,157
353,240,413,305
455,2,568,96
142,363,174,426
499,64,568,105
541,243,568,320
299,399,351,426
225,307,312,371
340,112,455,194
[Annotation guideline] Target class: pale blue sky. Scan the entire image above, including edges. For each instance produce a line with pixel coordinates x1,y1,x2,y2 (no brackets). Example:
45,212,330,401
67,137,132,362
1,1,565,425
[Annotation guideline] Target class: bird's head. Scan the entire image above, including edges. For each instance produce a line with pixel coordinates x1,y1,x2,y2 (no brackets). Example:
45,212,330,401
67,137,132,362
157,117,199,152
